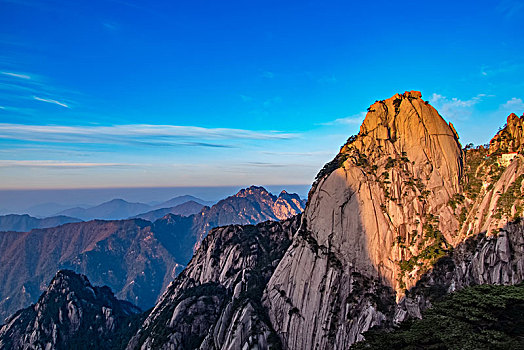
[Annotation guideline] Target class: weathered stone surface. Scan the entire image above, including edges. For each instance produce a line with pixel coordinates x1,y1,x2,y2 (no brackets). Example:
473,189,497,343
489,113,524,154
263,91,466,349
262,92,524,349
395,219,524,324
126,216,300,350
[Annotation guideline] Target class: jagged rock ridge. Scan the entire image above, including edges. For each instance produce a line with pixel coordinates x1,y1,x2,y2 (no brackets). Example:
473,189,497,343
0,270,143,350
191,186,305,244
127,216,300,350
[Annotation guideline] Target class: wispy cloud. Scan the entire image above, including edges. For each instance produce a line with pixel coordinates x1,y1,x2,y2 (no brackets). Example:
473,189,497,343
429,93,487,120
33,96,70,108
480,61,523,78
318,74,337,84
263,96,282,108
319,111,366,126
244,161,288,168
262,150,333,157
0,70,77,110
0,123,298,147
102,21,119,31
500,97,524,112
1,71,31,80
0,160,136,169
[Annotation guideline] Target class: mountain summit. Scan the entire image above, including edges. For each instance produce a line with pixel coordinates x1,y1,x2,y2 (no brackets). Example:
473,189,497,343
0,270,142,349
121,91,524,350
263,91,524,348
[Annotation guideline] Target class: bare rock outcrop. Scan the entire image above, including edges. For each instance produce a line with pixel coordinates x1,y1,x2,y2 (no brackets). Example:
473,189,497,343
0,270,142,350
395,219,524,324
262,91,465,349
126,216,300,350
262,92,524,349
489,113,524,154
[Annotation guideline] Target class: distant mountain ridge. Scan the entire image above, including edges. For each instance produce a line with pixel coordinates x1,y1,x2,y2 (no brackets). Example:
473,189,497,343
0,186,304,322
151,195,214,209
0,214,82,232
132,200,205,221
56,199,152,221
53,195,213,221
191,185,306,242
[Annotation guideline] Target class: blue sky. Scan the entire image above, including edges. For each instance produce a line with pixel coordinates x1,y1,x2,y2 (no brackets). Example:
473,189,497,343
0,0,523,189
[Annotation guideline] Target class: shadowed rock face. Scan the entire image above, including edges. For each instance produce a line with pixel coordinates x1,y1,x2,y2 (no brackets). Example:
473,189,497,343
395,219,524,324
0,270,143,350
126,216,300,350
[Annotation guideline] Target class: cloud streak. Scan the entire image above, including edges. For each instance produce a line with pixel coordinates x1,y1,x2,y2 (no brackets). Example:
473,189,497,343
33,96,70,108
0,70,76,110
0,123,298,148
0,160,136,169
1,71,31,80
500,97,524,112
319,111,366,126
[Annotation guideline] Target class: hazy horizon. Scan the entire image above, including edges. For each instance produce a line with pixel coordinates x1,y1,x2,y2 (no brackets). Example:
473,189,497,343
0,184,311,216
1,0,523,190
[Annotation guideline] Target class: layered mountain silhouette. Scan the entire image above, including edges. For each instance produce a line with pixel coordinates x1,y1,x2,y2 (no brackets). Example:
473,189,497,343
131,200,205,221
0,186,304,322
55,199,153,221
0,214,82,232
53,195,213,221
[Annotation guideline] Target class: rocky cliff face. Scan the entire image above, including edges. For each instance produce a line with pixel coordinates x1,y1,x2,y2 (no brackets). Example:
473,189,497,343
261,92,524,349
191,186,305,244
126,216,300,350
489,113,524,154
262,91,463,348
0,270,143,350
395,219,524,324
